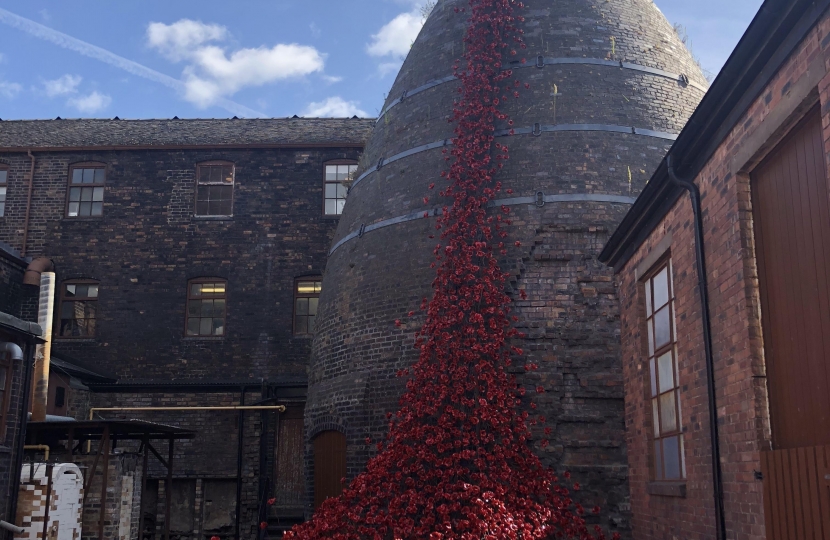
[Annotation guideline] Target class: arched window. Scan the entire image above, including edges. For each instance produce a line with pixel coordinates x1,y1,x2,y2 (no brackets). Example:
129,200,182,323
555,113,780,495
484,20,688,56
323,160,357,216
186,278,227,336
313,430,346,509
0,163,8,217
59,280,100,337
66,162,106,218
195,161,234,217
293,277,321,336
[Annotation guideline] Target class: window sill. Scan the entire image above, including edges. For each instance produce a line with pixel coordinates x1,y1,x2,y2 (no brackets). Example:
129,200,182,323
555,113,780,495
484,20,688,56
62,217,103,222
182,336,225,342
647,481,686,498
293,334,314,339
53,337,96,343
193,215,233,221
321,215,341,220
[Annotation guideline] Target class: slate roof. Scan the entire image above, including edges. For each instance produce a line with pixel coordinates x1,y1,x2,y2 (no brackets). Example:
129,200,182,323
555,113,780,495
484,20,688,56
0,118,376,150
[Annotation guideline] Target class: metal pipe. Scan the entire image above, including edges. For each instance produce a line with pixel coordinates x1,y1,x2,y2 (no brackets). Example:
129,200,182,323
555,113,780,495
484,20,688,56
0,521,24,534
165,437,173,540
99,428,110,540
23,258,55,287
42,463,53,540
31,272,55,422
667,154,726,540
21,150,35,257
235,388,245,540
23,445,50,460
7,341,32,537
88,405,286,419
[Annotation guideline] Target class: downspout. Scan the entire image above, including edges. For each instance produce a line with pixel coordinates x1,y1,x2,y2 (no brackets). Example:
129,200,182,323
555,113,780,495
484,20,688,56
666,155,727,540
3,341,32,537
28,268,55,422
235,387,245,540
21,151,35,258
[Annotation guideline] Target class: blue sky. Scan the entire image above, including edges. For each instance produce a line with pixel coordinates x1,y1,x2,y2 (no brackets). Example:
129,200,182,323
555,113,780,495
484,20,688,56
0,0,763,120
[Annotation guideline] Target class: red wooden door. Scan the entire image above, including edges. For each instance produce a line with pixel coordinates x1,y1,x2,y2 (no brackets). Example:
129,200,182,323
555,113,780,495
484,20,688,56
313,431,346,509
752,106,830,539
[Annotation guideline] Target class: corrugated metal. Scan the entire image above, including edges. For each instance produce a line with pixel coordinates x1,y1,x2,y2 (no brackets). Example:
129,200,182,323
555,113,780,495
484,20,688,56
752,107,830,450
313,431,346,509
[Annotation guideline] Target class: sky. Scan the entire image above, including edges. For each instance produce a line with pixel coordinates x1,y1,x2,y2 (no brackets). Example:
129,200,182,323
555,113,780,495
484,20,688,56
0,0,764,120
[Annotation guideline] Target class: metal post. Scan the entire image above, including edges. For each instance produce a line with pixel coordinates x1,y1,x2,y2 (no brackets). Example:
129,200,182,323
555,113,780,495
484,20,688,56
42,464,53,540
98,427,110,540
138,436,149,540
165,436,173,540
235,389,245,540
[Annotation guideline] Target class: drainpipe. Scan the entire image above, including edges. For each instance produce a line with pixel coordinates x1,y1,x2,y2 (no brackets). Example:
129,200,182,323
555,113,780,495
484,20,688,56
236,387,245,540
3,342,31,537
666,155,726,540
28,268,56,422
21,151,35,258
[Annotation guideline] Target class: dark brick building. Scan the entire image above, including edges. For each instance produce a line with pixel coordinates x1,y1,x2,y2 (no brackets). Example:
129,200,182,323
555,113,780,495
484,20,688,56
308,0,706,536
600,0,830,538
0,117,372,538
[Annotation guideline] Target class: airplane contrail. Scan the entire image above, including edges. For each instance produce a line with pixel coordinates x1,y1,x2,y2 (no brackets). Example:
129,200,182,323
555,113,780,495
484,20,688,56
0,7,267,118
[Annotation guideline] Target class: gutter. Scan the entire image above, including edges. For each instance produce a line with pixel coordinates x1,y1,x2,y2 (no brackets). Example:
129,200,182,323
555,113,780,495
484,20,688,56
667,155,726,540
21,150,34,257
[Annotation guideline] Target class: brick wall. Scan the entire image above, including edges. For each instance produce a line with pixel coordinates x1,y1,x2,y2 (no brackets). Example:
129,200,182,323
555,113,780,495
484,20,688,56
615,11,830,540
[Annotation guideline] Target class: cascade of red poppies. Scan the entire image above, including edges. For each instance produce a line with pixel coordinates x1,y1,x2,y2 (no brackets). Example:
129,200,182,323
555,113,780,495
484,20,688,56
285,0,617,538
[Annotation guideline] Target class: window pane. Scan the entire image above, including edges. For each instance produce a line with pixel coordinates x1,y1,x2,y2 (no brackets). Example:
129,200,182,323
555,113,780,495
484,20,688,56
680,434,686,478
211,283,226,295
308,314,316,333
200,318,212,336
209,185,223,200
657,351,674,392
69,187,81,202
315,282,322,293
0,367,7,390
187,317,200,336
659,391,677,433
79,202,92,216
652,399,660,437
654,440,663,480
309,297,319,316
67,202,80,217
196,201,209,216
222,166,233,183
65,284,76,296
85,303,96,319
201,299,214,317
0,202,5,216
93,169,105,183
645,281,652,316
92,187,104,202
0,170,7,182
199,166,212,183
209,166,221,183
295,315,307,335
212,318,225,335
72,169,83,184
296,298,308,315
325,200,337,215
80,187,93,202
336,200,345,215
649,357,657,397
188,300,201,317
91,202,103,216
75,285,88,297
214,299,226,315
297,282,317,294
82,169,94,184
219,199,233,216
653,267,669,308
336,166,349,181
0,186,5,200
325,184,337,198
647,319,654,356
191,283,202,296
61,301,75,319
653,306,671,349
208,200,223,216
336,184,347,198
325,166,337,181
663,436,681,479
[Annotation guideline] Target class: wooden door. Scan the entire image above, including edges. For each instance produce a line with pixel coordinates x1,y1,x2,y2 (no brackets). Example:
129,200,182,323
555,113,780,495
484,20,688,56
313,431,346,509
274,406,305,514
752,106,830,539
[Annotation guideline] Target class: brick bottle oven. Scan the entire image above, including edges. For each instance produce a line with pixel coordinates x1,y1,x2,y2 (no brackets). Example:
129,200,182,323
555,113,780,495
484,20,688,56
306,0,707,531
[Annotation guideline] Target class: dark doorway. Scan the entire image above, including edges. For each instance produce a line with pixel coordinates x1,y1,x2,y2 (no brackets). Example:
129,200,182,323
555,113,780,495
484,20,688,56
312,431,346,510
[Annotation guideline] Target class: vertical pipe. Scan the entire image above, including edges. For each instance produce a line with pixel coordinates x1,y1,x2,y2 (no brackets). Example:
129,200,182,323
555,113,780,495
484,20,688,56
165,437,173,540
41,463,53,540
8,341,34,536
31,272,55,422
98,428,110,540
138,436,149,540
667,155,726,540
21,150,35,257
235,388,245,540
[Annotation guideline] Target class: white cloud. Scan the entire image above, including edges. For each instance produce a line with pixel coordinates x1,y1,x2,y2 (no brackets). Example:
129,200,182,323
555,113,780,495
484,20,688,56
367,11,422,58
303,97,368,118
43,74,81,97
147,19,326,108
309,22,321,39
378,61,402,77
68,91,111,113
322,74,343,84
0,52,5,63
0,80,21,98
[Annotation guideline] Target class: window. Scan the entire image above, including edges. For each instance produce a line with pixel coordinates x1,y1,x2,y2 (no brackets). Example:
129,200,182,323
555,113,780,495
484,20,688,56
196,162,234,217
67,163,105,218
0,166,7,217
644,258,685,481
186,279,227,336
324,162,356,216
59,280,99,337
0,351,12,438
294,278,321,335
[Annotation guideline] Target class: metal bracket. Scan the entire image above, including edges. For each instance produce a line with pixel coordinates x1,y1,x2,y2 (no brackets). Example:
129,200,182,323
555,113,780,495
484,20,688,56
753,470,763,481
532,123,542,137
375,157,384,171
358,223,366,238
400,90,408,102
536,55,545,69
679,73,690,86
535,191,545,207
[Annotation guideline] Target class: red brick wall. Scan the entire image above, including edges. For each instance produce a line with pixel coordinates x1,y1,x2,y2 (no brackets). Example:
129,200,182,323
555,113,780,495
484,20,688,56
616,12,830,540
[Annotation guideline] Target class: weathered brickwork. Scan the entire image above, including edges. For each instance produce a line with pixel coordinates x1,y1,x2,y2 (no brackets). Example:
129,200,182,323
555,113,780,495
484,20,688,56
309,0,706,533
615,12,830,540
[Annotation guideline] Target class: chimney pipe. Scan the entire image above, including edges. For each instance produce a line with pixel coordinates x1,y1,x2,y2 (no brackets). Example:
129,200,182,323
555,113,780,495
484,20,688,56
31,272,55,422
23,257,55,287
